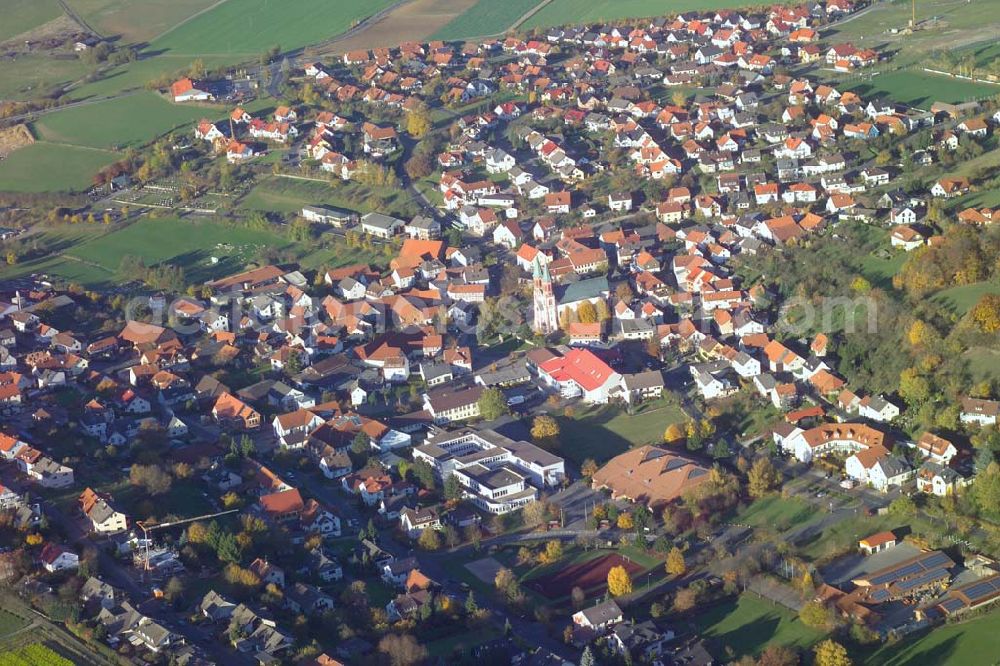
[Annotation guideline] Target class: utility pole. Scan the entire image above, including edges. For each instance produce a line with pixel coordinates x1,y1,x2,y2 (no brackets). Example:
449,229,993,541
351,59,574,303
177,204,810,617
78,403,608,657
911,0,916,28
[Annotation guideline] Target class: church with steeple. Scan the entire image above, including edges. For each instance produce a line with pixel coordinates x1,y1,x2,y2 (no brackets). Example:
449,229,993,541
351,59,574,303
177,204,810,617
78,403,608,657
532,257,558,334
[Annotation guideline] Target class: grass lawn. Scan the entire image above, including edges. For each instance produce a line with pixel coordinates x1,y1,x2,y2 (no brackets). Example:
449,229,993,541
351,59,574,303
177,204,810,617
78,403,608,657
860,249,907,290
0,0,62,42
425,627,502,658
0,142,117,193
862,608,1000,665
695,593,826,660
153,0,397,56
845,70,1000,109
241,175,419,220
736,496,815,532
33,92,219,149
0,55,90,101
431,0,540,40
556,399,687,465
0,217,290,287
0,610,28,640
65,216,293,285
793,513,898,562
930,280,1000,315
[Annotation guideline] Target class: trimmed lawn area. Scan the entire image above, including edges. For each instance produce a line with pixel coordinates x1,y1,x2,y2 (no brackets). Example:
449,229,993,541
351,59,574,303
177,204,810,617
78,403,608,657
0,0,62,42
33,92,219,149
862,608,1000,665
153,0,397,56
695,593,826,660
845,70,1000,109
556,399,687,465
736,496,815,532
931,280,1000,315
0,143,117,193
432,0,540,40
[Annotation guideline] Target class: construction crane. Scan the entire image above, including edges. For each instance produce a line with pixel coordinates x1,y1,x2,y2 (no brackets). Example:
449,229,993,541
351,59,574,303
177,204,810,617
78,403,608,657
135,509,240,576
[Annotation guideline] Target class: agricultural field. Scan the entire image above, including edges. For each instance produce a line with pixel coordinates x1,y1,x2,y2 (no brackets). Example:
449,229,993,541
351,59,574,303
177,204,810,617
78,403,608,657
0,142,117,193
845,69,1000,108
431,0,540,40
152,0,397,56
555,399,687,465
695,593,826,660
33,91,217,149
0,54,90,101
331,0,478,53
0,0,63,43
523,0,776,30
67,0,220,43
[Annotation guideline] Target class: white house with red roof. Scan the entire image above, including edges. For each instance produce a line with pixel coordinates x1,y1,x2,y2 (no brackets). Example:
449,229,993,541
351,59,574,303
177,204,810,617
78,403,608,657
537,348,622,403
40,543,78,572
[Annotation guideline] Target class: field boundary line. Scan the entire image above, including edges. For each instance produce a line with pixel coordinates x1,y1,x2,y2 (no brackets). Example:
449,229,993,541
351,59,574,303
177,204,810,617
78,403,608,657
510,0,554,32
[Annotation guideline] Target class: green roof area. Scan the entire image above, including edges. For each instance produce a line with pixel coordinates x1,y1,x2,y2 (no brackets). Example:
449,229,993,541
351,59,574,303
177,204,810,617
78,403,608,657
558,276,609,305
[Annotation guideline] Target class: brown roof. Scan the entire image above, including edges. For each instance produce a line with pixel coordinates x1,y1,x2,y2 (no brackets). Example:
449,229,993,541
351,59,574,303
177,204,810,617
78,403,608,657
591,445,710,508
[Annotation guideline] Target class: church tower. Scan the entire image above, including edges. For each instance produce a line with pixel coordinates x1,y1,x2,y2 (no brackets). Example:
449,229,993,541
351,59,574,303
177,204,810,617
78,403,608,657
532,257,558,334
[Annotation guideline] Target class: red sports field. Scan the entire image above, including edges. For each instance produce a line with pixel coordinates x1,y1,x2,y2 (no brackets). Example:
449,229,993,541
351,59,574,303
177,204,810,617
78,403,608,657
526,553,644,599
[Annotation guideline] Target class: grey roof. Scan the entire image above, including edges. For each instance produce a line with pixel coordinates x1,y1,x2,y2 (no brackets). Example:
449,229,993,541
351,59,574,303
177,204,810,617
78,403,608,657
361,212,405,230
557,276,609,306
623,370,665,391
579,599,623,626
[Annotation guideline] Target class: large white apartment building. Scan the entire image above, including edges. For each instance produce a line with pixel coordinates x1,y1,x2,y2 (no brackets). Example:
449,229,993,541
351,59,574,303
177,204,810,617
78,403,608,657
413,427,565,514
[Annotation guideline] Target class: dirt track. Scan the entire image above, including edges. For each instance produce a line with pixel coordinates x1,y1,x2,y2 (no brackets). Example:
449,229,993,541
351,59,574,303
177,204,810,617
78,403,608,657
328,0,477,53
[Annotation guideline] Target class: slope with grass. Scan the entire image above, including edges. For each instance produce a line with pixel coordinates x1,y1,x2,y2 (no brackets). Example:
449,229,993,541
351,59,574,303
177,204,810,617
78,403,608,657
33,91,216,149
0,0,63,43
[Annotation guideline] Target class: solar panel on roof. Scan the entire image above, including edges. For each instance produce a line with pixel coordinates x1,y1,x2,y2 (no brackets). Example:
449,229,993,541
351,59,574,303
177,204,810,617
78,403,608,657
892,568,949,593
940,598,965,612
869,589,890,603
866,551,954,586
958,577,1000,603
